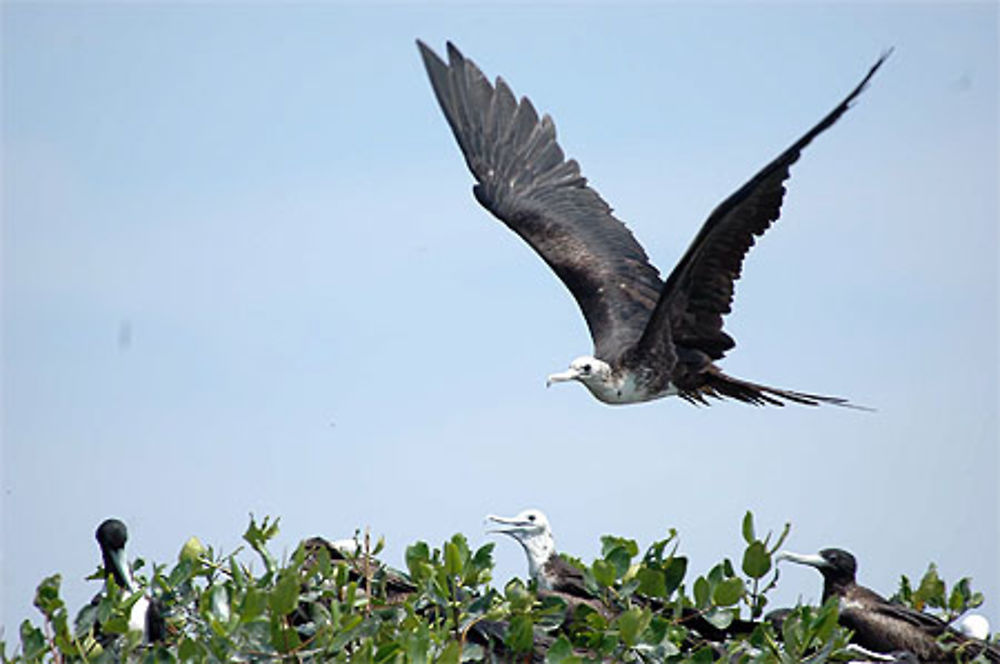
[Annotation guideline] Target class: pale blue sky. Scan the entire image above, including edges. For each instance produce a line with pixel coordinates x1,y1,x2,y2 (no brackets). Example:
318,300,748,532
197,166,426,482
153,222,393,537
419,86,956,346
3,2,997,636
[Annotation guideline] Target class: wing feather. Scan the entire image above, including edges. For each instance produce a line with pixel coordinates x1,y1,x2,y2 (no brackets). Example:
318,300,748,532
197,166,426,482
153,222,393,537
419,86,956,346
418,40,663,361
637,51,892,362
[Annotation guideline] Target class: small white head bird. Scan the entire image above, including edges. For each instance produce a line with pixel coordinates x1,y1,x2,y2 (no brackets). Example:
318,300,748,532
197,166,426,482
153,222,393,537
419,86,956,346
485,507,596,603
485,508,556,589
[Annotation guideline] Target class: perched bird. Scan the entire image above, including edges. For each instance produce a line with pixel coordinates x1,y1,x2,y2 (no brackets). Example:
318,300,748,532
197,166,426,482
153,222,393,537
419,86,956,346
486,508,760,643
486,508,602,613
486,509,588,596
298,534,544,659
777,548,999,662
95,518,165,643
418,40,889,407
300,536,416,604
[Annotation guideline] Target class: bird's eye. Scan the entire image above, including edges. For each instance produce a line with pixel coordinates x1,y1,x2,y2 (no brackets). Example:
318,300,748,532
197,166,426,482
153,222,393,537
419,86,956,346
527,514,536,521
583,364,591,372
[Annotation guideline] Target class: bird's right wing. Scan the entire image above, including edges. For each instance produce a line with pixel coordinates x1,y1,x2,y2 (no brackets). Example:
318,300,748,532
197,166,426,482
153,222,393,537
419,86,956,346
418,41,665,361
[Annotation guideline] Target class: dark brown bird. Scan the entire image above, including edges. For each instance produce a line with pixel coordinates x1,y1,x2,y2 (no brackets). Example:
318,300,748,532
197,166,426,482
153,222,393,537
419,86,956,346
418,40,888,407
778,548,999,662
94,519,166,644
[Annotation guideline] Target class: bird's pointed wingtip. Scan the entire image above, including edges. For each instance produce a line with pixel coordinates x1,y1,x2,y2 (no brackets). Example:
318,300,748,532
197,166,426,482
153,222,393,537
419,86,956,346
446,41,464,62
415,39,439,61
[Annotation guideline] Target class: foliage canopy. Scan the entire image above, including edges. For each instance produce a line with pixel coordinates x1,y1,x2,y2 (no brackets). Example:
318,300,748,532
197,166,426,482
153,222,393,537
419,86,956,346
2,513,993,663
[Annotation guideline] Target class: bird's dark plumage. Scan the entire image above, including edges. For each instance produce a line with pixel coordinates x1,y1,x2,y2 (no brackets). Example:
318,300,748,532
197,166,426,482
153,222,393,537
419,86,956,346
418,40,888,407
418,40,663,363
94,518,166,644
780,548,999,662
96,519,130,589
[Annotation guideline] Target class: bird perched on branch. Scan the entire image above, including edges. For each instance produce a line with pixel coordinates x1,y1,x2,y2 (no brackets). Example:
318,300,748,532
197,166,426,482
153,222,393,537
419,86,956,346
486,507,761,644
94,518,166,644
418,40,889,407
777,548,999,662
486,509,596,604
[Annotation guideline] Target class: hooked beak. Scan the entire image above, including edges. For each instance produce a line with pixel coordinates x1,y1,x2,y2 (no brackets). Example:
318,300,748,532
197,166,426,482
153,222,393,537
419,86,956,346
106,547,137,592
775,550,829,569
484,514,530,535
546,368,580,387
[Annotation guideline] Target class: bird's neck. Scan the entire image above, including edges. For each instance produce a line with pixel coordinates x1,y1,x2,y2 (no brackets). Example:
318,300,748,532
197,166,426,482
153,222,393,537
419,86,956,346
520,535,555,588
823,578,857,603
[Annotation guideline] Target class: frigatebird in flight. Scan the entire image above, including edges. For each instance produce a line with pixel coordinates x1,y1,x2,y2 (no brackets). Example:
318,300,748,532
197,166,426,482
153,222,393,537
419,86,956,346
777,548,999,662
418,41,889,406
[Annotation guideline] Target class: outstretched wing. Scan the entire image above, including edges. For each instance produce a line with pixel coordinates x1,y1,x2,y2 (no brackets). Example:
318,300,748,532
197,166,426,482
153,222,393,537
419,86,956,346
636,52,891,362
418,41,664,362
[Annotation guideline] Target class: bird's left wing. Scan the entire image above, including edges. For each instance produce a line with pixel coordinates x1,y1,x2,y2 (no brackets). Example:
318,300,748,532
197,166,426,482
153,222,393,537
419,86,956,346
636,52,891,363
547,554,590,598
418,41,664,361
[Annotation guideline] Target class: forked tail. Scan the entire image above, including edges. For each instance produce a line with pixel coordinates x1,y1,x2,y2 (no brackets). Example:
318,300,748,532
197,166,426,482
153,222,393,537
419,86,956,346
687,369,869,409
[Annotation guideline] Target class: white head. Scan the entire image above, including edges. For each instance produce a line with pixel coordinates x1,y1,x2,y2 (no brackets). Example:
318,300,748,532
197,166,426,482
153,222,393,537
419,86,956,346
546,356,612,389
485,508,555,584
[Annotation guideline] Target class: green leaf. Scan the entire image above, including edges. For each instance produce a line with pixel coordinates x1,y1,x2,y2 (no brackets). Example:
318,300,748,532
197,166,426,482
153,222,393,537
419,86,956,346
243,515,280,578
405,623,432,664
742,511,756,544
722,558,735,578
405,541,431,582
435,641,461,664
914,564,945,610
601,536,639,559
592,559,615,588
466,543,495,585
269,571,299,616
616,607,651,647
505,614,534,654
178,636,205,660
179,535,207,565
693,577,710,608
535,595,570,629
637,568,667,598
207,584,231,625
897,574,914,604
33,574,64,619
703,607,735,630
444,541,463,578
445,534,471,578
240,586,267,623
712,578,744,606
19,620,47,660
505,579,534,612
270,616,302,653
663,556,688,595
605,547,633,579
815,598,841,642
545,635,582,664
691,645,716,664
742,541,771,579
